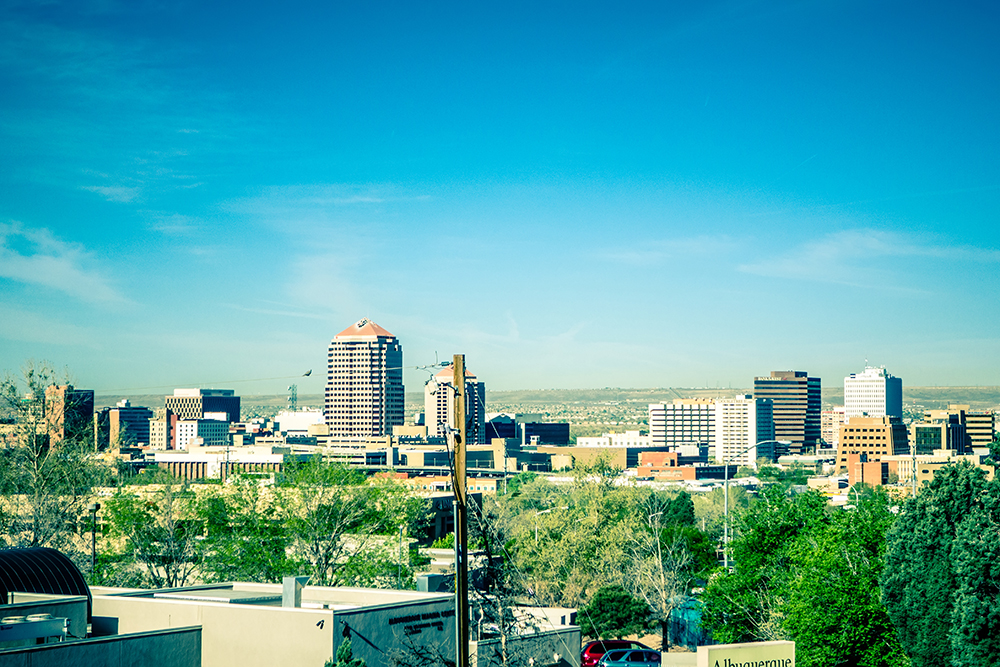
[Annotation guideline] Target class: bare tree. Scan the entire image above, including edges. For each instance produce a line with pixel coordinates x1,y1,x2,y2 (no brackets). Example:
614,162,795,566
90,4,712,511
0,361,105,555
626,519,694,650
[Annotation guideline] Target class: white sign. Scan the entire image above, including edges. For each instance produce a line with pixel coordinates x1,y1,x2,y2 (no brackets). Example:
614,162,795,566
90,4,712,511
697,640,795,667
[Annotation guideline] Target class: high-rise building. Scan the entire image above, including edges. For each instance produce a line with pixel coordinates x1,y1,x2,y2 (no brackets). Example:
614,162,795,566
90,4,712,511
821,406,846,450
109,399,153,447
965,410,996,448
324,318,404,438
425,364,486,444
165,389,240,423
44,384,94,444
713,395,775,467
844,367,902,419
752,371,821,455
175,419,229,450
648,399,715,449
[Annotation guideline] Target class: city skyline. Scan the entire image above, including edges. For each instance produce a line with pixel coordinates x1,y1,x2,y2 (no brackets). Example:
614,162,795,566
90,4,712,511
2,1,1000,393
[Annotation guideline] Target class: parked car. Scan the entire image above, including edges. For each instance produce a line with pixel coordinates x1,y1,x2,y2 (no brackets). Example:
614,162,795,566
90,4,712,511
580,641,651,667
597,649,662,667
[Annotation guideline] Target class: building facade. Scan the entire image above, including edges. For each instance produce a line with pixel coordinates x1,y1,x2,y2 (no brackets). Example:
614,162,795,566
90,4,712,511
424,364,486,444
648,399,715,449
713,395,775,467
752,371,821,455
175,419,229,450
108,399,153,447
836,416,909,473
324,319,404,438
844,366,902,419
821,406,846,450
165,389,240,423
44,384,95,444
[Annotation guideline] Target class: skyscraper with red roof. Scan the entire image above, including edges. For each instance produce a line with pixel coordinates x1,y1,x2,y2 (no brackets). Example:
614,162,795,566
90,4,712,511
324,318,404,438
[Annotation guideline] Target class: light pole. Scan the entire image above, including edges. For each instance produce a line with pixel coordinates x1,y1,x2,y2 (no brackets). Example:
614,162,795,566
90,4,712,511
88,502,101,575
722,440,790,570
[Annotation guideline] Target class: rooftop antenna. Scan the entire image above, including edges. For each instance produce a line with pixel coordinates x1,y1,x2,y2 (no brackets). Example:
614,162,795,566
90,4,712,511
287,384,298,411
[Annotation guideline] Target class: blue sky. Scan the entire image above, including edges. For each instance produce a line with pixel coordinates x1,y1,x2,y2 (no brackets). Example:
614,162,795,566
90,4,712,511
2,0,999,394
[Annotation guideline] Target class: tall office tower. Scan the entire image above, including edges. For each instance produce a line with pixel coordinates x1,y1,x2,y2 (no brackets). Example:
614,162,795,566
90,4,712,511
165,389,241,423
324,318,404,438
425,364,486,444
108,399,153,447
753,371,821,455
821,406,846,449
844,366,902,419
713,395,775,467
964,410,995,448
648,399,715,449
44,384,95,444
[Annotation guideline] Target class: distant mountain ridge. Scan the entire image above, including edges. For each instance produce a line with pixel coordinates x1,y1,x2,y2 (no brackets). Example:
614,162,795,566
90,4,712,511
95,386,1000,412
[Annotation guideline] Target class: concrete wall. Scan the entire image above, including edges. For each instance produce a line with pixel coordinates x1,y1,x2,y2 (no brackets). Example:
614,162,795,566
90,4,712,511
94,595,335,667
0,626,201,667
93,586,456,667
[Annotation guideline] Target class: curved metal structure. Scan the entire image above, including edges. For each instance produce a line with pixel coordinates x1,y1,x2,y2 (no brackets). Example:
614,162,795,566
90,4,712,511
0,547,92,620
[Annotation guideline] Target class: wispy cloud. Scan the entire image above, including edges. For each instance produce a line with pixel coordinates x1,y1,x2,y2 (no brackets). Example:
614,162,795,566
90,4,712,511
80,184,141,202
738,228,1000,290
0,221,126,304
227,184,432,217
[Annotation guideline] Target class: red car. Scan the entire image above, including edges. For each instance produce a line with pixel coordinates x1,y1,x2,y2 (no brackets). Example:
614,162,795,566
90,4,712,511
581,641,652,667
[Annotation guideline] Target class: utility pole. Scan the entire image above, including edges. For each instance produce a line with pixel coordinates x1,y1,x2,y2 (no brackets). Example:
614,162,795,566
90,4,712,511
453,354,470,667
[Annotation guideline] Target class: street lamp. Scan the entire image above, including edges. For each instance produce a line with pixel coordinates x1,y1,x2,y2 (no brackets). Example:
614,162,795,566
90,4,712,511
87,502,101,575
722,440,790,570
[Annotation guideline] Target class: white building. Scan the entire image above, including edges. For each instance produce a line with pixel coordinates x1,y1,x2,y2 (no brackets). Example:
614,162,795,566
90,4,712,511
576,430,651,447
821,406,846,449
275,407,325,433
174,418,228,450
324,319,404,438
844,366,902,419
648,399,715,449
424,364,486,444
713,395,775,467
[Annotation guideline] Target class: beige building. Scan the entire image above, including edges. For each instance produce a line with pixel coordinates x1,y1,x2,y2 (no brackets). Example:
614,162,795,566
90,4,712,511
424,364,486,444
836,416,909,473
324,319,404,438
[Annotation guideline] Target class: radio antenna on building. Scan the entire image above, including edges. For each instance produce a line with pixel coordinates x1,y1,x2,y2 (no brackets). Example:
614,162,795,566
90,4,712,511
287,384,298,411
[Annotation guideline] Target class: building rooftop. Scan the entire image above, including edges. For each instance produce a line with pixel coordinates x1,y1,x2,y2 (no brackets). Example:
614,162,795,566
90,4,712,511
334,318,396,340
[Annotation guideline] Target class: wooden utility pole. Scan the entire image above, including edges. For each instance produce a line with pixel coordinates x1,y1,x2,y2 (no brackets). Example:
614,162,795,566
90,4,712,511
453,354,470,667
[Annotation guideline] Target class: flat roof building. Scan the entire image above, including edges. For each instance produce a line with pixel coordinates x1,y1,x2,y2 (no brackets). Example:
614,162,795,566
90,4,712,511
844,366,902,419
753,371,821,455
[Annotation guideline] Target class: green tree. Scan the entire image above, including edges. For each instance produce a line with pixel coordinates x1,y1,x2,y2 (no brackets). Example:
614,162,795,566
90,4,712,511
703,486,906,667
701,486,830,644
577,585,650,639
950,479,1000,666
280,459,428,587
326,638,366,667
196,473,297,583
881,462,989,667
783,488,907,667
882,461,1000,667
103,485,202,588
